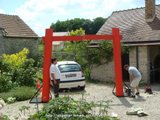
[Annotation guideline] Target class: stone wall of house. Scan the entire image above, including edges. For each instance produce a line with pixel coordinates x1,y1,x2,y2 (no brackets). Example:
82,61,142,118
0,30,5,56
139,46,150,82
90,61,114,82
129,46,150,83
129,47,137,67
0,33,38,57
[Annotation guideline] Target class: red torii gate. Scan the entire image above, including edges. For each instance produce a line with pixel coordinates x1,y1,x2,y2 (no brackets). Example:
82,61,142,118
42,28,123,102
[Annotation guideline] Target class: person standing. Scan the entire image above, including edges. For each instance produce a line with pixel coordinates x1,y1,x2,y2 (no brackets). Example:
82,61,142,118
124,64,142,97
50,58,60,98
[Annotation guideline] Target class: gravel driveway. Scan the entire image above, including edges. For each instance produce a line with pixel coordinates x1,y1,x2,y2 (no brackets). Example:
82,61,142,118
1,83,160,120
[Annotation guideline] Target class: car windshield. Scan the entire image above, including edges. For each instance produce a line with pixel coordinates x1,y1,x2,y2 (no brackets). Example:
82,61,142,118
58,64,81,73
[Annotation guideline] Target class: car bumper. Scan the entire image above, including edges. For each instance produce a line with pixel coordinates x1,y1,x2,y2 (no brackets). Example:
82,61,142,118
60,79,85,89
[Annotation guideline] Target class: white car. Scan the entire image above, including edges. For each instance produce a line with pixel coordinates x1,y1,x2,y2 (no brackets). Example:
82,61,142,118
52,61,85,90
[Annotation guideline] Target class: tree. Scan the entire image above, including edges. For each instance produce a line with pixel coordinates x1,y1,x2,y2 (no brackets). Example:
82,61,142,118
63,28,91,79
63,28,113,80
64,28,88,62
58,28,129,80
91,17,107,34
50,17,106,34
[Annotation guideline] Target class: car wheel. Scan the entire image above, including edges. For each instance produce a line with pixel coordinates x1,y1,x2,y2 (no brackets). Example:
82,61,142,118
80,86,85,90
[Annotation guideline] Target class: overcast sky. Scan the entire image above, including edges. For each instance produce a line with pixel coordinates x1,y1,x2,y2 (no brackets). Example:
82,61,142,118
0,0,160,36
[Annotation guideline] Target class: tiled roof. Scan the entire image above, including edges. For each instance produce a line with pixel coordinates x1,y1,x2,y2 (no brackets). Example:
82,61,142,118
97,5,160,45
0,13,38,38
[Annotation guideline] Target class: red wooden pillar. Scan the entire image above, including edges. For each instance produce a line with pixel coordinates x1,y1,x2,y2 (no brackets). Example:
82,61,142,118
112,28,124,97
42,29,53,102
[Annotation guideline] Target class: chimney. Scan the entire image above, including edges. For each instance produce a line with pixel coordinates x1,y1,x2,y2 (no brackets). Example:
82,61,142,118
145,0,156,22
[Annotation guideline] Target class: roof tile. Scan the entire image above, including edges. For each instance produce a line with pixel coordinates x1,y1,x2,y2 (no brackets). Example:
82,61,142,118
0,13,38,38
97,5,160,44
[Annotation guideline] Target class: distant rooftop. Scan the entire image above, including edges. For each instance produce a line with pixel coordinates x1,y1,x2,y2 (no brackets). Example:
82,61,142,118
52,32,69,45
53,32,69,36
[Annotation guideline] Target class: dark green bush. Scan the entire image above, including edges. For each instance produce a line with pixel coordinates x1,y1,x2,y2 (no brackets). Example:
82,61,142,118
0,59,10,74
0,86,36,102
14,59,37,86
0,74,12,92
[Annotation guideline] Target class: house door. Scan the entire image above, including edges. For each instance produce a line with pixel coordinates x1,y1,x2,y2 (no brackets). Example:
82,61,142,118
152,54,160,83
122,53,129,82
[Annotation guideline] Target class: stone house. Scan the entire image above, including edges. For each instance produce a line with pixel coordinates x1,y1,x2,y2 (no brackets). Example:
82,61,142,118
91,0,160,84
52,32,69,51
0,13,38,57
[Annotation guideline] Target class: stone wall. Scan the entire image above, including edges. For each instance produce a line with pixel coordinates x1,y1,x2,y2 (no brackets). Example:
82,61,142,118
0,31,5,56
139,46,150,82
90,46,151,83
0,31,38,57
129,47,137,67
129,46,150,83
90,61,114,82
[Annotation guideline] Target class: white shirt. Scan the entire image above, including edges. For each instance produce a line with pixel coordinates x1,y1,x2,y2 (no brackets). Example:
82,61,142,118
50,64,60,80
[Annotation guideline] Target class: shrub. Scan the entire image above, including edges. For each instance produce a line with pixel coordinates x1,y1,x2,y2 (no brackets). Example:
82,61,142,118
14,59,37,86
28,96,119,120
43,96,93,115
0,86,36,102
1,48,37,87
2,48,29,69
0,74,12,92
0,59,10,74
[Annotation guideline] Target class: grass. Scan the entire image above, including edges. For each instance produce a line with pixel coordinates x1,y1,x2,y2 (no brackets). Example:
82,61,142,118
0,86,36,102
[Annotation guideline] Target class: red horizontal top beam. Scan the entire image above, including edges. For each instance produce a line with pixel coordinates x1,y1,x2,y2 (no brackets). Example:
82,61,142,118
52,35,113,41
46,35,117,41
